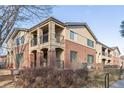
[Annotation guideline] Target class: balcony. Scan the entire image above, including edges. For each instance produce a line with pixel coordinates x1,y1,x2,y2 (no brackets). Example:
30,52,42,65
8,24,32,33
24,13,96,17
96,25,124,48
40,33,49,44
39,33,64,44
102,52,107,56
31,37,37,47
108,54,112,57
55,34,64,44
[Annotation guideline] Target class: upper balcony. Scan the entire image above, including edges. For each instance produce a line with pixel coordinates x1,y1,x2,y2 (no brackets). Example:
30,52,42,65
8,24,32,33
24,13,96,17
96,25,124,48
102,47,112,58
102,52,107,56
30,22,64,48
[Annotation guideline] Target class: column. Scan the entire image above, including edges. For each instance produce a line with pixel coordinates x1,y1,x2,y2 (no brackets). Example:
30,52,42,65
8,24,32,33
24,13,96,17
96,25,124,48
13,53,16,69
48,48,56,68
36,50,42,68
105,48,108,57
48,21,56,45
39,28,43,44
37,29,40,45
30,53,35,68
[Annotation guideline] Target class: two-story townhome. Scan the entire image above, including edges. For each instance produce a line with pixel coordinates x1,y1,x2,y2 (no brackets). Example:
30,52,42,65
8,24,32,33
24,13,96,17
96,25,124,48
28,17,97,70
5,28,29,69
5,17,97,70
5,17,122,70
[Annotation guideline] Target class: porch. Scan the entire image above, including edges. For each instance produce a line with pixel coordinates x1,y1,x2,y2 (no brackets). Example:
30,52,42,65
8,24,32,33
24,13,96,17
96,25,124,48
30,48,64,69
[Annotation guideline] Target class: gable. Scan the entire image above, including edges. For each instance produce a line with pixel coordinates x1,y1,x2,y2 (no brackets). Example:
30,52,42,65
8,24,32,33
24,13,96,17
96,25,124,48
67,26,96,42
114,48,120,55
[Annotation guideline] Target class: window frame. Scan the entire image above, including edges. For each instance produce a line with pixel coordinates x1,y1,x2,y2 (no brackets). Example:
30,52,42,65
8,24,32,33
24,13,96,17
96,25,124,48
87,39,94,48
16,35,25,46
70,51,77,63
87,54,94,65
70,31,77,41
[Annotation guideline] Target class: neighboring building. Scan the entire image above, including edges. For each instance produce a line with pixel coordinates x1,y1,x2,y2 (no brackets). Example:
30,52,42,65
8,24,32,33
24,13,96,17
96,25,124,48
0,55,7,68
111,47,121,66
96,42,121,68
120,56,124,62
5,17,122,70
120,55,124,68
96,42,113,65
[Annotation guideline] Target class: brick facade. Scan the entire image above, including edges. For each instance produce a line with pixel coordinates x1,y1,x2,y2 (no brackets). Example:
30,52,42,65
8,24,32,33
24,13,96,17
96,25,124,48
13,43,29,69
64,40,96,69
6,17,122,70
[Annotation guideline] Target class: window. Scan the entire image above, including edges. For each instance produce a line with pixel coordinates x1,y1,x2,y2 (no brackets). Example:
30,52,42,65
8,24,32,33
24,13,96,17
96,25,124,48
21,36,24,44
70,31,77,41
16,53,24,68
87,39,94,48
70,51,77,62
16,36,25,46
16,38,20,46
87,55,94,65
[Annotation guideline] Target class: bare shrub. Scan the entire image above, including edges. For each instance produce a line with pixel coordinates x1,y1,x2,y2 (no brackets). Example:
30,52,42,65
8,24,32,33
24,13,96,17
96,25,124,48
15,67,88,88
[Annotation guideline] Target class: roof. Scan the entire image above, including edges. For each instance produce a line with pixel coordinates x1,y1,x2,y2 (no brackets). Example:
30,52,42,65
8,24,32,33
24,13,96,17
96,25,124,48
65,22,86,26
65,22,98,41
28,17,97,41
5,28,28,43
97,41,112,50
111,46,121,54
29,17,65,31
5,17,98,43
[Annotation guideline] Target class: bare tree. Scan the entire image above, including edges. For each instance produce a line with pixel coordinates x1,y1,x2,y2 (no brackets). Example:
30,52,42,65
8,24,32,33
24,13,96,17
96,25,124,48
0,5,53,45
120,21,124,37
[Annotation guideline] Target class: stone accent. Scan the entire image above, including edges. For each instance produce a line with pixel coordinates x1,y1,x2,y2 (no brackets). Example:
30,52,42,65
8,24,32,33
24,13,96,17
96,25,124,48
48,48,56,68
30,53,34,68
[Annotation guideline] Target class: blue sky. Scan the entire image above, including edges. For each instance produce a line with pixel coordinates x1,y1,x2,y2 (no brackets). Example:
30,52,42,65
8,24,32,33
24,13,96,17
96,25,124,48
1,5,124,55
51,6,124,55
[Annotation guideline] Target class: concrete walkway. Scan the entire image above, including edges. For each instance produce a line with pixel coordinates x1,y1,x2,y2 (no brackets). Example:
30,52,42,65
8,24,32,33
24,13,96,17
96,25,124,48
0,69,11,76
111,80,124,88
0,69,15,88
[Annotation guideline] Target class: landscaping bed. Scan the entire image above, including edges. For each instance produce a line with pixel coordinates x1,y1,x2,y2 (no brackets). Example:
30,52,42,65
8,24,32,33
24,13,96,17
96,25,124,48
14,67,121,88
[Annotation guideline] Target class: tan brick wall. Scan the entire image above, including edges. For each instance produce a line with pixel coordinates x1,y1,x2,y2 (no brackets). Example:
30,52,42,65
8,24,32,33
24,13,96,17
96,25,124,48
64,40,96,69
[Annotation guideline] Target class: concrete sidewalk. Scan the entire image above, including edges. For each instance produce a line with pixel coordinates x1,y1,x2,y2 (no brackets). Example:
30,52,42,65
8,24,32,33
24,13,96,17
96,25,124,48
110,80,124,88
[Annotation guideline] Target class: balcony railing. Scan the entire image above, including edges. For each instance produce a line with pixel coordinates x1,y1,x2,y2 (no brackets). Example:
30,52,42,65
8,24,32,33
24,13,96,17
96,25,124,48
40,33,64,44
108,54,112,57
102,52,107,56
55,34,64,44
56,60,64,69
31,37,37,46
40,33,49,44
